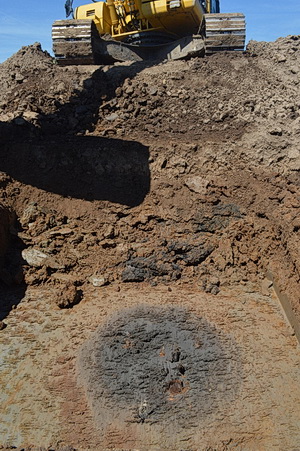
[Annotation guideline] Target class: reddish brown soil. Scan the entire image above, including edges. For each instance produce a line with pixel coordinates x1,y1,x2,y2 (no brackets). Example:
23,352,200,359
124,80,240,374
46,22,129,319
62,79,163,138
0,36,300,450
0,38,300,317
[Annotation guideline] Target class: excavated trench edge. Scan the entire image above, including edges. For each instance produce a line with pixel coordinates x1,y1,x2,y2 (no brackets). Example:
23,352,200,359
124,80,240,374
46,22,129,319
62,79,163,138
267,271,300,345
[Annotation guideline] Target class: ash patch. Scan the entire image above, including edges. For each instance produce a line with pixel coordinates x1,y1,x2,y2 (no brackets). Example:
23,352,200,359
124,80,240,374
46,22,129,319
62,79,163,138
78,305,241,445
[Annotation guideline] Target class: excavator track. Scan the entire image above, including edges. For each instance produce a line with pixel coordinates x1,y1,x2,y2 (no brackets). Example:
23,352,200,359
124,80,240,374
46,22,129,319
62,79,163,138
52,19,206,64
52,14,245,65
52,19,97,65
204,13,246,54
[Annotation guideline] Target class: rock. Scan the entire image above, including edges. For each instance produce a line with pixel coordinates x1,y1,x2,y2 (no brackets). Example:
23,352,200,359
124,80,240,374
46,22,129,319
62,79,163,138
125,86,134,95
185,176,209,195
105,112,119,121
0,172,11,189
53,282,83,309
261,278,273,295
90,276,108,287
56,82,66,92
122,265,146,282
22,248,49,267
24,266,48,285
20,204,40,227
202,277,220,295
15,73,25,83
269,127,283,136
103,225,115,239
182,245,214,266
149,87,158,95
277,55,287,63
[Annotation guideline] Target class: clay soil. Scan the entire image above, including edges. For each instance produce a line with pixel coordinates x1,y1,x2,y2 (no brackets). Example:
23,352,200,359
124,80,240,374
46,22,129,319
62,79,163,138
0,37,300,450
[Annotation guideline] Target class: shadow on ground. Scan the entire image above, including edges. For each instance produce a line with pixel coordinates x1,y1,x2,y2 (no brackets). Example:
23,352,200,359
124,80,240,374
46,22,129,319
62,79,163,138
0,218,26,322
0,136,150,207
0,61,153,207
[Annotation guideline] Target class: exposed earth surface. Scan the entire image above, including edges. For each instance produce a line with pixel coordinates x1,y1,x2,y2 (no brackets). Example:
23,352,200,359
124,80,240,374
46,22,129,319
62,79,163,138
0,36,300,450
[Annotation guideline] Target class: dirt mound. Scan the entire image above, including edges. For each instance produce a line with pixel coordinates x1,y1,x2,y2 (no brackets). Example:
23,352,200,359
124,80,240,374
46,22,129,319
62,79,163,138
0,43,145,135
1,35,300,449
0,38,299,315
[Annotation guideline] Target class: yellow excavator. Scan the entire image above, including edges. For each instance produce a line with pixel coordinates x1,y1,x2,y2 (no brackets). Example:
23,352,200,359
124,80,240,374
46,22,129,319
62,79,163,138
52,0,245,64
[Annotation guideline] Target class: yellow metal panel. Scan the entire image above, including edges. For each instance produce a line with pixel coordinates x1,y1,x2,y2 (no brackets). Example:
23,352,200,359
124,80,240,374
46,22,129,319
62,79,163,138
75,2,112,35
182,0,203,18
142,0,168,17
141,0,203,36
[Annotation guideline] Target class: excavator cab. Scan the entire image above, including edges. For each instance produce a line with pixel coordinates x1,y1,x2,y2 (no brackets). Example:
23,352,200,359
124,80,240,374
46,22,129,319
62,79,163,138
203,0,220,13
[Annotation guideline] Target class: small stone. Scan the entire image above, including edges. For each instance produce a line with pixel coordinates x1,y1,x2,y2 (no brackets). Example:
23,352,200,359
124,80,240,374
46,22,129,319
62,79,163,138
0,320,7,331
56,82,66,92
15,73,25,83
210,285,220,295
122,265,146,282
115,86,123,97
54,283,83,309
125,86,134,95
202,277,220,295
22,248,49,267
269,127,283,136
261,278,273,296
277,55,286,63
105,113,119,121
149,87,158,96
90,276,108,287
185,176,209,195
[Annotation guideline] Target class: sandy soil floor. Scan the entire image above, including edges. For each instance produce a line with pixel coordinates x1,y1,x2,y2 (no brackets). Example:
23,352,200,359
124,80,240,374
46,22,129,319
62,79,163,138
1,283,300,450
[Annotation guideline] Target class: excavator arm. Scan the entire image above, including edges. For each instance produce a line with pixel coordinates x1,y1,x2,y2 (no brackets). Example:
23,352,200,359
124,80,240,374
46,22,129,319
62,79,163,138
65,0,74,18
